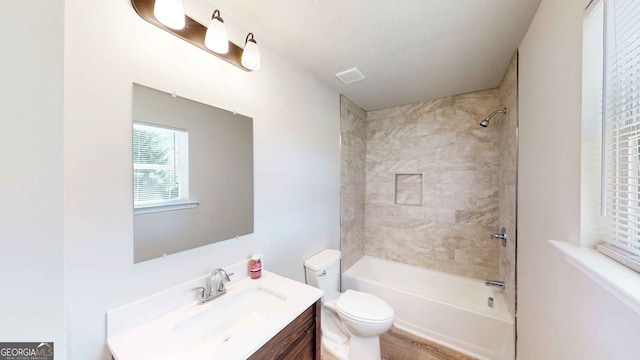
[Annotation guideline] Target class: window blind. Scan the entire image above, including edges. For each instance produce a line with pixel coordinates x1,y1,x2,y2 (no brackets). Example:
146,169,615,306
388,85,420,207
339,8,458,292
133,123,189,206
605,0,640,255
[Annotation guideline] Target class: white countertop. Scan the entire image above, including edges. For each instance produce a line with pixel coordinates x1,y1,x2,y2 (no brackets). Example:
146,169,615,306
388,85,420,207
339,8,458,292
107,270,323,360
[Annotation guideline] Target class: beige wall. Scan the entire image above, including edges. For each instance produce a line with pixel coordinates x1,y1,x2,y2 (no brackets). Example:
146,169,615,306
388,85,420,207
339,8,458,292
340,95,367,272
364,90,502,280
518,0,640,358
498,53,519,317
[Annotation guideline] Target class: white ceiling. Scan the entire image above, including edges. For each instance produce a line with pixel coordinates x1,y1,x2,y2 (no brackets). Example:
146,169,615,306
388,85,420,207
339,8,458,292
192,0,542,111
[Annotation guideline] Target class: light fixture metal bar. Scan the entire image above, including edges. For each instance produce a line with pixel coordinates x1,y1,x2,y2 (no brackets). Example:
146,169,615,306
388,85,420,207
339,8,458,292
131,0,250,72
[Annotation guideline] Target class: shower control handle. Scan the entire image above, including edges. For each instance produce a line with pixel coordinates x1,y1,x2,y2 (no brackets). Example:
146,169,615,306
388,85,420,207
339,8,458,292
491,227,508,247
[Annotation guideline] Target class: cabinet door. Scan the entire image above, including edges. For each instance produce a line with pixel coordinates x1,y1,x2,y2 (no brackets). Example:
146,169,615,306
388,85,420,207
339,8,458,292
279,325,315,360
248,301,319,360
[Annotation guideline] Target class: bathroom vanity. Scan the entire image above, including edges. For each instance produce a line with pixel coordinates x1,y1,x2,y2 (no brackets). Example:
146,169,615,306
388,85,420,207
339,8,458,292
247,300,320,360
106,268,323,360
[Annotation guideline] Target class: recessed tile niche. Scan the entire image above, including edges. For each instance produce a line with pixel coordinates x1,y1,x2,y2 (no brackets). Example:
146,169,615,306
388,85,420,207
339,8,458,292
395,174,422,206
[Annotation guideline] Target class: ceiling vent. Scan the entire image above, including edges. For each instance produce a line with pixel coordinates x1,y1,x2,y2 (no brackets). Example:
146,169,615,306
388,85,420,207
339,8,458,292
335,67,366,85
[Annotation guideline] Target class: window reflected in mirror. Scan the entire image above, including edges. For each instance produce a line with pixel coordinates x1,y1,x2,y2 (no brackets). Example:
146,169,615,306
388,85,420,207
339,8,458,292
132,83,254,263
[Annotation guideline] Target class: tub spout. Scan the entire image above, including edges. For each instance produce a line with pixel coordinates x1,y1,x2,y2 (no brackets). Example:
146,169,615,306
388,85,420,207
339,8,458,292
485,280,505,289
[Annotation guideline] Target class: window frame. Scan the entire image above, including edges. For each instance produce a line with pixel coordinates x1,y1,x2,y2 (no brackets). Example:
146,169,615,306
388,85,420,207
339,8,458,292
133,122,198,214
582,0,640,270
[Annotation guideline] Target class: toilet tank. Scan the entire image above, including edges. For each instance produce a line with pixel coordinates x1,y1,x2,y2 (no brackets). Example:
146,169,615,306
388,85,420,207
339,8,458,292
304,249,341,301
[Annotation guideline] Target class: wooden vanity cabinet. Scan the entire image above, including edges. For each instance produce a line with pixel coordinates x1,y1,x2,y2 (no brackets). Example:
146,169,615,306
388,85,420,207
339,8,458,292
248,299,321,360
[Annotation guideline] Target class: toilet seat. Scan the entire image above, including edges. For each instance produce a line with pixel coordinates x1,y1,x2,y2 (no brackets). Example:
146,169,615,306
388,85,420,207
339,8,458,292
336,290,394,323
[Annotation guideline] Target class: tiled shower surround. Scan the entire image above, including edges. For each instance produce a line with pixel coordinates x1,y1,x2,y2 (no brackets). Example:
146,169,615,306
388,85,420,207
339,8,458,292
498,53,518,317
340,57,519,317
340,95,367,273
364,89,502,280
340,60,519,319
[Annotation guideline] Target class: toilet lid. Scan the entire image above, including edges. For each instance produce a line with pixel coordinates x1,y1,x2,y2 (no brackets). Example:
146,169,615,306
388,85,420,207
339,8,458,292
336,290,394,322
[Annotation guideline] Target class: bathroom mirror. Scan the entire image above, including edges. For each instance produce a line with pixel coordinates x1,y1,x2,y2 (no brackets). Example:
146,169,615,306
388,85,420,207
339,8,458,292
132,83,253,263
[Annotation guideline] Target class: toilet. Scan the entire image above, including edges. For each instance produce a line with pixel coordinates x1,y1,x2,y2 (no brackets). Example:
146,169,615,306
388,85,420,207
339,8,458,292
304,249,394,360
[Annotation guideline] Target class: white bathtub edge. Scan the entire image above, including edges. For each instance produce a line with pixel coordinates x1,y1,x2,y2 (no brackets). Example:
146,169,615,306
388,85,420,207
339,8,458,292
342,255,514,360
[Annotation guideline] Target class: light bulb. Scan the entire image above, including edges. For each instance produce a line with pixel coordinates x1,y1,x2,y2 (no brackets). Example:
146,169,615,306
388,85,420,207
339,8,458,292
241,33,261,71
204,11,229,54
154,0,185,30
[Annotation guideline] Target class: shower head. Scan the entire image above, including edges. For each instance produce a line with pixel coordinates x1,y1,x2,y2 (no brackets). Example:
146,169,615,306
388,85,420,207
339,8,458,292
479,107,507,127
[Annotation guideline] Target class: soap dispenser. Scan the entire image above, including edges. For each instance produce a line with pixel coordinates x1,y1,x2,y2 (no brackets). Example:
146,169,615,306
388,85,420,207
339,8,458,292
249,255,262,279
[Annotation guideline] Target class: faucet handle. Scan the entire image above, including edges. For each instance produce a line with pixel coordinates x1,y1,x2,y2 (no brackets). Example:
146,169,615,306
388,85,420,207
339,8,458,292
192,287,206,302
490,227,508,247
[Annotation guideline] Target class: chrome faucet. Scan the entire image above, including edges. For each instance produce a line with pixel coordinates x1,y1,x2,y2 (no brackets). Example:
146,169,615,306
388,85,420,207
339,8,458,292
211,268,232,293
485,280,505,289
193,268,232,305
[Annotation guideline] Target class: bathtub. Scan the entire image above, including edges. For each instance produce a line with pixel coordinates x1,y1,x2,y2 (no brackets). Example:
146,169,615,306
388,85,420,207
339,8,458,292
342,256,514,360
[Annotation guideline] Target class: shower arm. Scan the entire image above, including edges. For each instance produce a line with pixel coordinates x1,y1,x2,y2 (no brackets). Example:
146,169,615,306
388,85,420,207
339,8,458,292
487,108,507,119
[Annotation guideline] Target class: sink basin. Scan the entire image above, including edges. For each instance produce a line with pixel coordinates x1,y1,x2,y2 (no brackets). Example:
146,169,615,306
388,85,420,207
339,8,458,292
172,286,287,354
107,270,324,360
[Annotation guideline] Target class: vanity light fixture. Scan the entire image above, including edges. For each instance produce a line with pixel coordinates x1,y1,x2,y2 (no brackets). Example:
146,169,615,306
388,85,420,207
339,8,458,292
241,33,261,71
131,0,259,72
204,10,229,54
153,0,185,30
